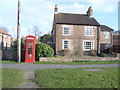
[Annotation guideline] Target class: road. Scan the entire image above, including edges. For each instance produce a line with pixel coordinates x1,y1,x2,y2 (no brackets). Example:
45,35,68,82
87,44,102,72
2,63,119,72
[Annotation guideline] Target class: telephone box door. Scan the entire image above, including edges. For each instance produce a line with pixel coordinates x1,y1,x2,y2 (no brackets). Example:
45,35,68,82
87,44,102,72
25,36,36,63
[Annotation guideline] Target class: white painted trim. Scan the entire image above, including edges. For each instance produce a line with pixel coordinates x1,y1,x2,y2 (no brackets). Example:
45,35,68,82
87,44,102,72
83,40,94,51
85,26,94,36
27,38,34,40
62,39,71,50
62,25,71,36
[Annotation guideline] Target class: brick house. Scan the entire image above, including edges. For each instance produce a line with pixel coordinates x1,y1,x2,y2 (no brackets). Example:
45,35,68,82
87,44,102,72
100,25,113,53
112,31,120,53
0,29,13,50
51,5,113,56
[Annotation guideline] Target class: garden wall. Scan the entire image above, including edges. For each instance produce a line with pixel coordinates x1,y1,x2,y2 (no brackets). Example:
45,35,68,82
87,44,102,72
1,50,25,61
2,50,17,60
39,54,120,62
0,50,2,60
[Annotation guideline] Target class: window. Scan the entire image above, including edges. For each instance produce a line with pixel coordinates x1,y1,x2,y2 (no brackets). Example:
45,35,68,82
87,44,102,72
47,42,52,45
85,26,93,36
83,40,94,50
104,31,109,38
63,25,71,35
62,40,70,49
100,44,110,53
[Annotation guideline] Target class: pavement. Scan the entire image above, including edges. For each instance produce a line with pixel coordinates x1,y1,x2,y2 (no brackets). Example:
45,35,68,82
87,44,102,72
2,63,119,72
2,63,119,88
18,82,39,88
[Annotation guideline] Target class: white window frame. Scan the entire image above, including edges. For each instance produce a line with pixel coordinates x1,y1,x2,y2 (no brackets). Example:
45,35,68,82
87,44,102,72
85,26,93,36
62,25,71,36
62,39,70,50
104,31,109,38
83,40,94,51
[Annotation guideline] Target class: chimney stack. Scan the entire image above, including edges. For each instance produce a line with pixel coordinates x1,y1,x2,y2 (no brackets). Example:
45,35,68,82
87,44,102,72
54,4,58,14
87,6,93,16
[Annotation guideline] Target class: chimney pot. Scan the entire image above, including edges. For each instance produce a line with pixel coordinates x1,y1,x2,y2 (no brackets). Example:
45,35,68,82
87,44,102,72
87,6,93,16
54,4,58,14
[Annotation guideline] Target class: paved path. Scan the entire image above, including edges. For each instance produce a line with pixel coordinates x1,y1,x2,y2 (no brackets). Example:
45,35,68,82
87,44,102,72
18,71,40,88
2,64,119,72
18,82,39,88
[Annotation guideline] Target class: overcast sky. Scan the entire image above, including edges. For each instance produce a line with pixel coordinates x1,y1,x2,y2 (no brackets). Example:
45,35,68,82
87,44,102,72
0,0,119,38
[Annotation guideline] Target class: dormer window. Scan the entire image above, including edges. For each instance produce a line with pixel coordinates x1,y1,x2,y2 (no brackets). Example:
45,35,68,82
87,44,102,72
85,26,93,36
63,25,71,36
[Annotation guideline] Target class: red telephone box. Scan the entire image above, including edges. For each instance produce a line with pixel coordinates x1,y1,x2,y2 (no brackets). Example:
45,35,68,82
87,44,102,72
25,35,36,63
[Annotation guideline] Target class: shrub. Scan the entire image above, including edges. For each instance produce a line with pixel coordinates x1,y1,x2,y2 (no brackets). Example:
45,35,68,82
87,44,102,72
73,60,89,62
89,49,97,56
98,53,106,57
36,43,54,57
111,52,117,54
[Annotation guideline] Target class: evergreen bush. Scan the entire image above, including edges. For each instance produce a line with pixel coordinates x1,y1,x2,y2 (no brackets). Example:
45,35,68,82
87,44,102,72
36,43,54,57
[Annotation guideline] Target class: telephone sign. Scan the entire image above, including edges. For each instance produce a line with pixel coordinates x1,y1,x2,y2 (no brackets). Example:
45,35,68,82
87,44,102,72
25,35,36,63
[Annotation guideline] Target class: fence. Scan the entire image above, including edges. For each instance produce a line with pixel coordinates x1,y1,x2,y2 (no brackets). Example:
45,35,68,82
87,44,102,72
2,50,17,61
0,50,2,60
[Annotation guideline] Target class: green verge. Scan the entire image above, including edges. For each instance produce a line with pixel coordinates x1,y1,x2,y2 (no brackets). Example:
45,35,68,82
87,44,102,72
0,69,2,89
0,60,25,64
0,60,18,64
34,60,119,65
0,60,119,64
33,67,118,88
2,68,26,88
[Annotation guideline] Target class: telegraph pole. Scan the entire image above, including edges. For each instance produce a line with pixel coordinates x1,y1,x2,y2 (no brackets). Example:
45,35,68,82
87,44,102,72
17,0,21,62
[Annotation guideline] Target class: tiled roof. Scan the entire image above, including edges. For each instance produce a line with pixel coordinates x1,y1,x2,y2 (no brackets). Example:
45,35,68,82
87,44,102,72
54,13,100,26
11,37,16,42
0,29,11,36
100,25,114,31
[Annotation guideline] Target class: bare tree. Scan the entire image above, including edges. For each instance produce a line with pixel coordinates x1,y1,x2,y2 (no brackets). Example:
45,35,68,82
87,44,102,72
47,31,51,35
0,26,9,33
31,26,42,37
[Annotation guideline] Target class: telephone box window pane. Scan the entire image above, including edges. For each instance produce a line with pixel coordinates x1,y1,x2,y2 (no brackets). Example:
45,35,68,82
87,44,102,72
28,41,33,45
28,45,32,48
28,48,32,54
28,54,32,59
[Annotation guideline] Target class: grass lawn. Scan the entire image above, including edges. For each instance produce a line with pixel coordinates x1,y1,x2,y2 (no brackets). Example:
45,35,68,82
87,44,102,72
0,60,119,65
33,67,118,88
0,60,18,64
34,60,119,65
0,69,2,89
2,68,26,88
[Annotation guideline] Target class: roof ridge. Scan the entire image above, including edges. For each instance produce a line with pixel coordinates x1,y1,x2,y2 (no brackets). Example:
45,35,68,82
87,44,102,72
0,28,11,36
58,13,87,16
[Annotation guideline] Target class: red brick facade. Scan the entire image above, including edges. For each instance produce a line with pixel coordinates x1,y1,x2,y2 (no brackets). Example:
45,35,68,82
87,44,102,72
112,33,120,53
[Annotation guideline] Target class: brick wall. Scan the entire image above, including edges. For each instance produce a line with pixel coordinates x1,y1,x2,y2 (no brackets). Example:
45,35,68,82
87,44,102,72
55,24,99,56
39,54,119,62
99,30,113,53
112,34,120,53
99,31,112,44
